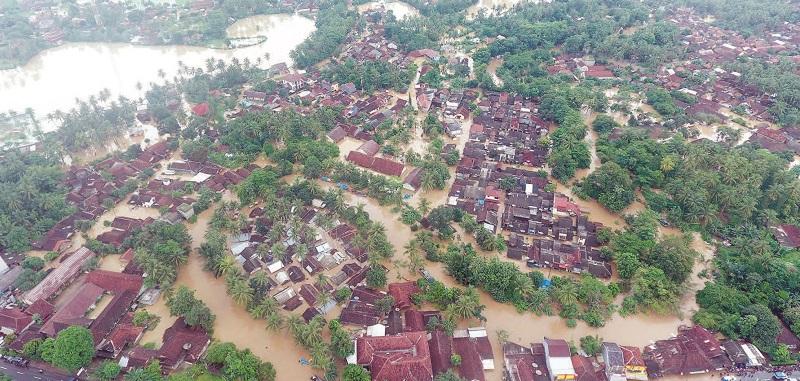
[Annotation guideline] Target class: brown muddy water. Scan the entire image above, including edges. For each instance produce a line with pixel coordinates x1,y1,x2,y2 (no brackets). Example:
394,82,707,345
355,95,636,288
142,201,318,379
0,14,315,120
312,172,714,381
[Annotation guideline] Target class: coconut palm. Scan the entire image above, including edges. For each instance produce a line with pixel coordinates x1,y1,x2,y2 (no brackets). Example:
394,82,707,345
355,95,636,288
249,302,271,319
315,274,329,291
266,312,284,331
228,279,254,307
446,286,483,321
216,255,237,277
287,314,305,338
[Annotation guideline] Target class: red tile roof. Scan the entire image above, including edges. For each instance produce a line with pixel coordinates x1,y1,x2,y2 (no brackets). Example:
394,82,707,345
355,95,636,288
0,308,33,332
25,299,55,320
158,318,211,368
388,282,419,310
23,247,96,304
356,331,433,381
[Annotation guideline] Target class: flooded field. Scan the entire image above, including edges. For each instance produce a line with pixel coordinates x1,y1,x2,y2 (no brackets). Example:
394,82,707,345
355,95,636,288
0,14,315,119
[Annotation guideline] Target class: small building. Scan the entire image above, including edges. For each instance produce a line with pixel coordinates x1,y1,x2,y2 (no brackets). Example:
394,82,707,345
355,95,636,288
22,247,96,304
602,342,625,381
0,308,33,335
177,203,194,220
544,338,575,381
620,346,647,381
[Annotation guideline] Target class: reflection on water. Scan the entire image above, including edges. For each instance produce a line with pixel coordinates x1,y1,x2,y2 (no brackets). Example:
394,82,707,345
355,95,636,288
357,1,420,19
0,14,315,119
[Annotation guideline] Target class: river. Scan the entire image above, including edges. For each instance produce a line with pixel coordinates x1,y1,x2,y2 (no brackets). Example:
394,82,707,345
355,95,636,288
0,14,315,122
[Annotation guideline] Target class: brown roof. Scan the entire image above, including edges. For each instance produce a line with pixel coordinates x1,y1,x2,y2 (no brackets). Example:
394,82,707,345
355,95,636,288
40,282,104,337
23,247,96,304
158,318,210,368
25,299,55,320
356,331,433,381
0,308,33,332
388,282,419,310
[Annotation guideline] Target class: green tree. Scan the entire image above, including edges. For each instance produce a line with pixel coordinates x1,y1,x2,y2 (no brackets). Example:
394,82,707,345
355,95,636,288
50,326,95,371
343,364,371,381
580,335,603,356
93,360,122,381
579,162,635,212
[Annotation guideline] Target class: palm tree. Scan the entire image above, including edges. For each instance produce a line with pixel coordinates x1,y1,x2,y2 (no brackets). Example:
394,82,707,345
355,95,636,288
266,312,284,331
287,314,305,338
315,274,329,291
229,279,254,306
251,271,271,288
317,291,333,307
216,255,237,277
554,281,578,306
249,302,271,319
403,240,422,274
446,286,483,321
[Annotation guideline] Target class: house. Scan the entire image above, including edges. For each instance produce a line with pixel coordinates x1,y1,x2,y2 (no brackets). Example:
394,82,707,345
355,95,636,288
158,318,211,369
0,308,33,335
22,247,96,304
570,355,604,381
388,282,419,310
353,331,434,381
771,224,800,249
452,327,495,381
643,326,730,378
544,338,575,381
404,167,424,191
503,341,551,381
601,342,625,381
177,203,194,220
620,346,647,381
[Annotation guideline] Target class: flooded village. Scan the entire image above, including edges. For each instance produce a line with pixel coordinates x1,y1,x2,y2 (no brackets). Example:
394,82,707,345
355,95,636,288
0,0,800,381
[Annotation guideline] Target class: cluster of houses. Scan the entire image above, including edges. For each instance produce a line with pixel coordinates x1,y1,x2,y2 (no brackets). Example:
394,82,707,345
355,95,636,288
502,325,780,381
335,280,497,381
0,246,211,373
443,93,613,277
32,141,173,254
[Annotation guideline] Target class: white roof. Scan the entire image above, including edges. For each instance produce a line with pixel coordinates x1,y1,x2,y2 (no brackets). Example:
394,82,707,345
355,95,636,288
482,359,495,370
189,172,212,183
366,324,386,337
548,357,575,376
275,271,290,284
230,242,250,256
267,261,284,273
468,327,488,338
448,196,458,206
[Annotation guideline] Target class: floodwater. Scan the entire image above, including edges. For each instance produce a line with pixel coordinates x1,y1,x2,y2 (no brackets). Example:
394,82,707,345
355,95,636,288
0,14,315,119
357,1,420,19
467,0,530,18
326,173,714,381
142,197,317,379
691,123,752,145
486,58,504,87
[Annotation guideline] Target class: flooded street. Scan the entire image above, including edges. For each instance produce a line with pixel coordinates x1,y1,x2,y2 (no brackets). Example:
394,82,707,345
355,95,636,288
337,176,712,381
141,198,317,379
0,14,315,120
